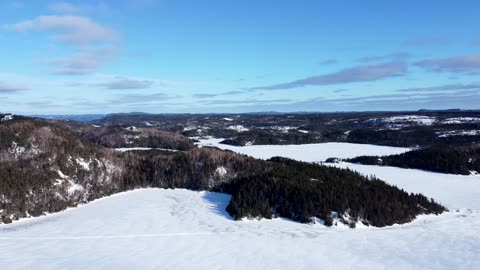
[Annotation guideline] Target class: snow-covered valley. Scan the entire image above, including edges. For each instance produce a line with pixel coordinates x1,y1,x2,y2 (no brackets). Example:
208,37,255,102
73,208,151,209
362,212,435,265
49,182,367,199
1,139,479,269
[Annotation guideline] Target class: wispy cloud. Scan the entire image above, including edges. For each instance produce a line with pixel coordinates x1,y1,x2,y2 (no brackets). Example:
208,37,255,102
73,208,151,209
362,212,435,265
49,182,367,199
403,36,449,46
0,81,29,93
192,93,217,99
98,76,154,90
269,90,480,112
44,46,117,75
7,15,118,44
110,93,182,104
26,100,61,107
192,90,244,99
201,98,294,106
250,62,407,90
357,52,413,63
396,83,480,92
414,54,480,73
6,14,119,75
319,59,337,65
64,93,183,109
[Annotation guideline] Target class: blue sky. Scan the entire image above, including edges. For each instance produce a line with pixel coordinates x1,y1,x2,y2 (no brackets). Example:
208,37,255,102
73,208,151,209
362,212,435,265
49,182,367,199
1,0,480,114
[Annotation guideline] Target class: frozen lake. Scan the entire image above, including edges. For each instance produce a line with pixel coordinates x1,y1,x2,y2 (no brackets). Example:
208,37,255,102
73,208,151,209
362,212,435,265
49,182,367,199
196,137,411,162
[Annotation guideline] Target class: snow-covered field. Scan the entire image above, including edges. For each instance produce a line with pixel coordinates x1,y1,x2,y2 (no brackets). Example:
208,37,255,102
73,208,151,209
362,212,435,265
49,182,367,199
1,189,478,270
196,137,410,162
1,139,479,269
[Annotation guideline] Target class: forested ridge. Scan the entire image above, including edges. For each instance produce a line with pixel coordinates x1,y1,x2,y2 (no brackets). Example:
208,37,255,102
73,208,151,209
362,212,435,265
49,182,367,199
217,157,445,227
91,111,480,148
56,120,195,151
337,144,480,175
1,116,446,226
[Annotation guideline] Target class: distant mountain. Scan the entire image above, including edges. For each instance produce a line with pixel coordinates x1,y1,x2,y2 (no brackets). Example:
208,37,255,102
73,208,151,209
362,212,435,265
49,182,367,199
418,109,463,112
31,114,105,122
106,112,153,116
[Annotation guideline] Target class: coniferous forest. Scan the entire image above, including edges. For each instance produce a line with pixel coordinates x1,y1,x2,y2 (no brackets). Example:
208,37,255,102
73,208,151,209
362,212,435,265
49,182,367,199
0,116,447,226
338,144,480,175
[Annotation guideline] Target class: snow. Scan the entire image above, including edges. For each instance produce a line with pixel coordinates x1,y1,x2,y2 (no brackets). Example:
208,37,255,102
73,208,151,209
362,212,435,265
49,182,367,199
215,166,228,177
261,125,297,132
1,114,13,122
183,126,197,131
114,147,180,152
2,140,480,269
227,125,249,132
222,117,233,121
57,170,68,179
54,179,64,186
67,180,85,196
54,171,85,197
76,158,90,171
442,117,480,124
368,115,437,128
297,129,309,133
8,142,25,157
196,137,410,162
381,115,437,125
437,130,480,137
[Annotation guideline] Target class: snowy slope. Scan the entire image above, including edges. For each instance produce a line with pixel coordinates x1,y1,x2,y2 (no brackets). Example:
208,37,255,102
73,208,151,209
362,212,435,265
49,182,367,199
0,189,479,270
196,137,410,162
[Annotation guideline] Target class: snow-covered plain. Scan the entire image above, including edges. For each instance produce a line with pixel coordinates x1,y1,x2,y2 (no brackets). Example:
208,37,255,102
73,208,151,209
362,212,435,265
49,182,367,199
1,139,479,269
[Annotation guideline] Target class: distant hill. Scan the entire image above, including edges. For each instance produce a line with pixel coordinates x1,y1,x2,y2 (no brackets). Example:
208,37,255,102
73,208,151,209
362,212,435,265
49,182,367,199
31,114,105,122
0,116,446,226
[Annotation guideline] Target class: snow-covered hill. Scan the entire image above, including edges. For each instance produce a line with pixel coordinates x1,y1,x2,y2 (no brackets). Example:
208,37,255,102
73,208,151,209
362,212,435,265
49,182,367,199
1,139,479,269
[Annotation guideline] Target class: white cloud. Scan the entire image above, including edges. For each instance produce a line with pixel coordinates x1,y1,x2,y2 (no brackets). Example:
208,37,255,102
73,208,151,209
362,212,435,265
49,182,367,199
98,76,154,90
0,81,29,93
7,15,118,44
7,14,119,75
250,62,408,90
414,54,480,73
